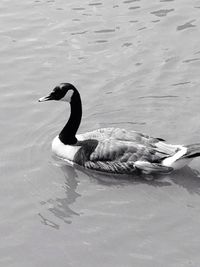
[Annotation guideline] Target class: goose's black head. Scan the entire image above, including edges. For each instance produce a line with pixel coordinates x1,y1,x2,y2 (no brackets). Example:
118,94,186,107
39,83,78,103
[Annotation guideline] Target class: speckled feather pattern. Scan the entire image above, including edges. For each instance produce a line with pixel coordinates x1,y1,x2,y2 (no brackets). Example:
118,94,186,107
75,128,180,174
90,140,156,162
79,127,161,143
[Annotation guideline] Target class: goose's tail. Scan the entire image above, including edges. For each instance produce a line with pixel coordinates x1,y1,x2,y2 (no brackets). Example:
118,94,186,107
162,143,200,170
184,143,200,159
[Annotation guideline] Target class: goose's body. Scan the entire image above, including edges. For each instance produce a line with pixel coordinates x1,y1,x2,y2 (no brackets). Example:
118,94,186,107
39,83,200,175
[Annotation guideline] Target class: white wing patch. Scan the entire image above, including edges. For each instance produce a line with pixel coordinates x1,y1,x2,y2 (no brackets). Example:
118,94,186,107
162,146,188,169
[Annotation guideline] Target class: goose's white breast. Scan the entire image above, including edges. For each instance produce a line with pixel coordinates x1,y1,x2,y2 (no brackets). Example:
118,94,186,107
52,136,81,161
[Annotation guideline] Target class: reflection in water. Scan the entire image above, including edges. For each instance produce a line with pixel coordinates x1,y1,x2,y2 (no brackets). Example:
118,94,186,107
73,163,171,186
67,161,200,194
39,165,80,228
38,159,200,230
38,213,60,230
171,167,200,195
84,165,200,195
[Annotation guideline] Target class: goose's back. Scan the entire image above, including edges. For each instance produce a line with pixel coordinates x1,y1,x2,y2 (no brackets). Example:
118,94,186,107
75,128,179,174
78,127,164,144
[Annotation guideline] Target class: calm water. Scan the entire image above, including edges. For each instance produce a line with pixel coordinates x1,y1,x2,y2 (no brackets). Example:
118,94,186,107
1,0,200,266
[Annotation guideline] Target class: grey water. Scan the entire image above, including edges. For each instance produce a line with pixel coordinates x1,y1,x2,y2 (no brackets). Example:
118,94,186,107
1,0,200,266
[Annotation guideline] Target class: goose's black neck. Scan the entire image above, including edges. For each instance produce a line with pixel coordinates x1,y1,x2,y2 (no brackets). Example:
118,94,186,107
59,90,82,145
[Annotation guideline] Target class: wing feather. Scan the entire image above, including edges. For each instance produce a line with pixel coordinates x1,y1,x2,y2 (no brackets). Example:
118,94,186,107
76,128,181,174
85,160,135,174
85,139,164,167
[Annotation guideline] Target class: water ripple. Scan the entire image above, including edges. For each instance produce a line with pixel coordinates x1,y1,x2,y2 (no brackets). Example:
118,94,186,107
129,20,138,23
129,6,140,10
177,20,196,31
151,9,174,17
124,0,140,3
138,27,147,31
152,19,160,23
95,40,108,43
183,58,200,63
172,81,191,86
88,3,102,6
71,30,88,35
138,95,178,99
72,7,85,10
122,42,132,47
94,29,116,33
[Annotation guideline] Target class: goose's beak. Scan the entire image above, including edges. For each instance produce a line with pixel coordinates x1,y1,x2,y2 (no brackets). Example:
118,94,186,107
38,94,52,102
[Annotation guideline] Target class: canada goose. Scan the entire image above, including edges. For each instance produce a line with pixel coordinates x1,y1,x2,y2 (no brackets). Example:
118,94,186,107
39,83,200,175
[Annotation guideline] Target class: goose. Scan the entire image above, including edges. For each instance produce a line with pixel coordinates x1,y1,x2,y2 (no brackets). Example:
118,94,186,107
39,83,200,175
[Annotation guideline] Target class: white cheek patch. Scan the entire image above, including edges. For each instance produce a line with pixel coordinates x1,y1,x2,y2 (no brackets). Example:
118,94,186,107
62,89,74,102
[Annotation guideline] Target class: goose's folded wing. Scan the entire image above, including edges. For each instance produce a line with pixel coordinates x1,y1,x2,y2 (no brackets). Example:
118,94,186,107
84,160,135,174
88,139,176,163
153,141,181,156
84,160,172,174
74,138,174,174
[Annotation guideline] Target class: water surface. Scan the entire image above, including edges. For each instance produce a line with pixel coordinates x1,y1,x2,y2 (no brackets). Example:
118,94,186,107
1,0,200,266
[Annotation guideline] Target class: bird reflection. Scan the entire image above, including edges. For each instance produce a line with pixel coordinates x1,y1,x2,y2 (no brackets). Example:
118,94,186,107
48,165,80,223
38,213,60,229
170,166,200,195
74,163,200,193
38,164,81,228
74,163,172,187
39,160,200,229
